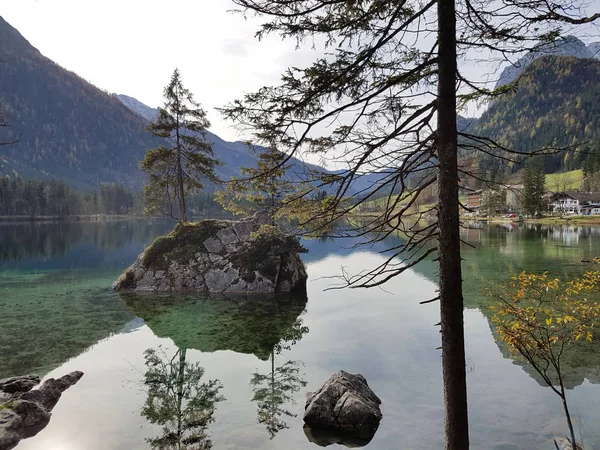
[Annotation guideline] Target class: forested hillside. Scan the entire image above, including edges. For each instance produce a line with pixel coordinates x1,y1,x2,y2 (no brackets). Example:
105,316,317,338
0,15,340,192
3,12,597,197
473,55,600,174
0,16,164,189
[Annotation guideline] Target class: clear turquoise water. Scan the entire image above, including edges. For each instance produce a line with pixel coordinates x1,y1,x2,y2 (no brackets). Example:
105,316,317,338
2,220,600,449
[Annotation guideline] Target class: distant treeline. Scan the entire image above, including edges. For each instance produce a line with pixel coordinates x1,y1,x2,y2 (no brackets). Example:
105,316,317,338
0,176,227,218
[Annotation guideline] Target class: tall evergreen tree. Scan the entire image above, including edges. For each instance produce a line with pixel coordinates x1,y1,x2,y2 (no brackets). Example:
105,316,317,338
523,157,546,216
220,2,599,448
142,69,219,223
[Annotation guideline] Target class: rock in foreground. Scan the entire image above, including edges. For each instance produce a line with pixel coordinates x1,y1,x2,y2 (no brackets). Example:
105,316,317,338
112,213,307,294
0,371,83,450
303,371,382,447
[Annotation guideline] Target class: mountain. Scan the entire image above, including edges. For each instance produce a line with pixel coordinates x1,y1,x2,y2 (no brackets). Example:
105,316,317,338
0,16,163,189
473,55,600,173
0,15,400,197
0,16,331,191
495,35,600,89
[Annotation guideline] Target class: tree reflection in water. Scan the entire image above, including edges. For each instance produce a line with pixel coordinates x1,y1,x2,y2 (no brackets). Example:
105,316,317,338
142,347,224,449
250,317,309,439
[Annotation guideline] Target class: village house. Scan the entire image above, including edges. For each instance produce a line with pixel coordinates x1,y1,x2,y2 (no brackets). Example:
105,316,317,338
466,185,524,216
550,191,600,215
465,189,482,212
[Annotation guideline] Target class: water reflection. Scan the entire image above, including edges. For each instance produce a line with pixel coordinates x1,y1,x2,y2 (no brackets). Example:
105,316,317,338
488,323,600,389
454,222,600,389
250,316,308,439
303,424,378,448
7,220,600,449
0,221,175,379
123,293,311,442
141,347,224,449
121,293,309,361
0,220,173,268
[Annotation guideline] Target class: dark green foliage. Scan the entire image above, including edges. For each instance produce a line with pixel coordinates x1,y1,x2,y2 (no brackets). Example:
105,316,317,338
0,17,164,189
0,176,139,217
142,69,219,222
474,56,600,174
523,157,546,216
582,141,600,191
142,347,224,450
186,193,228,217
142,220,228,270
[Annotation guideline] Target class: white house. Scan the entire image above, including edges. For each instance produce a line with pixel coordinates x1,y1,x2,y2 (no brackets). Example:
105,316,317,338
550,191,600,214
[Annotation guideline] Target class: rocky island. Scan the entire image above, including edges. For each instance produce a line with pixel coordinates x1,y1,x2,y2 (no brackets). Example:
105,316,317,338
112,212,308,294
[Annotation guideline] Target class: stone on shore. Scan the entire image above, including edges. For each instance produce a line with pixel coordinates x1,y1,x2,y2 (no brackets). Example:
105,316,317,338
0,371,83,450
303,371,382,447
112,211,308,294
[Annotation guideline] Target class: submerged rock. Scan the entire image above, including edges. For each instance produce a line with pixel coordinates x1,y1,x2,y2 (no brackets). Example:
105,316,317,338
303,371,382,447
0,371,83,450
112,212,308,294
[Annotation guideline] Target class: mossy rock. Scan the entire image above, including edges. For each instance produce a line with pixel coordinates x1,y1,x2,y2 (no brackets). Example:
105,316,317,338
113,216,308,294
142,220,229,271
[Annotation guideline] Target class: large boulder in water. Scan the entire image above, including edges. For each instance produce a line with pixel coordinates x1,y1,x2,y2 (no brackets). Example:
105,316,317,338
303,371,382,447
112,213,307,294
0,372,83,450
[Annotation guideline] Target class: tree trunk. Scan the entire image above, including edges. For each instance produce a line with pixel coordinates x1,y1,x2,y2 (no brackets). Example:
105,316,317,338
558,378,577,449
176,348,187,450
437,0,469,448
175,96,187,223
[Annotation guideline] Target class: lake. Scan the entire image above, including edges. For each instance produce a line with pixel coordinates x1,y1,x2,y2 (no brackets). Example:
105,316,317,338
2,220,600,449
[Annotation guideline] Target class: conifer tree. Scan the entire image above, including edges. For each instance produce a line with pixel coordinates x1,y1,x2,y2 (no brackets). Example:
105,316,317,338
141,69,219,223
523,157,546,216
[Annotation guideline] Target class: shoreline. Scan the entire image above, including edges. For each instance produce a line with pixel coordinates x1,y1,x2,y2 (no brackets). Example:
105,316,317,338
472,216,600,225
354,210,600,226
0,214,159,224
0,213,234,224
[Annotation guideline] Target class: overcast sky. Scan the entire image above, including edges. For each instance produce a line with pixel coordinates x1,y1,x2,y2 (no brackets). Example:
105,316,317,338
1,0,599,155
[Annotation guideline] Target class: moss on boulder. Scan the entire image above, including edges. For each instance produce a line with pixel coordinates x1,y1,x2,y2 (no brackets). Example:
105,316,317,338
112,213,308,294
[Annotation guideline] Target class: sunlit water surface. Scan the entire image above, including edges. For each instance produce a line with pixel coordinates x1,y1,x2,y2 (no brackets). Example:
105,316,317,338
2,220,600,449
